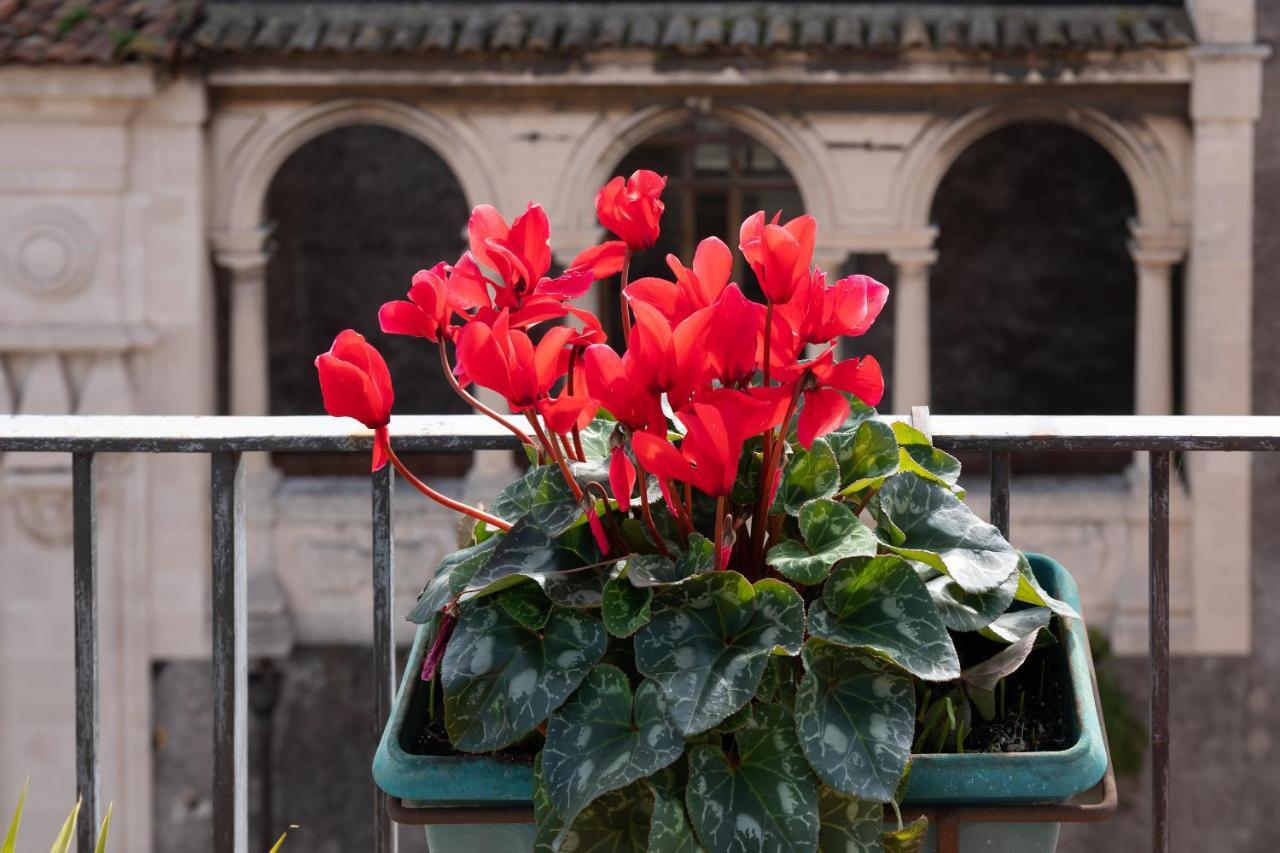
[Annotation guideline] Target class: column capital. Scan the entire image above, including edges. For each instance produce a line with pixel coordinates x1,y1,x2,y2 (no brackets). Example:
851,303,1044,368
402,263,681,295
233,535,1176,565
887,247,938,270
1128,221,1188,269
211,227,273,276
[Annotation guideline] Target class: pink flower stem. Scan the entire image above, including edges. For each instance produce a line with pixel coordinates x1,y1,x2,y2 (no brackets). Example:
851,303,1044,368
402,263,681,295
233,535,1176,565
384,440,512,531
714,496,727,571
635,462,672,557
749,378,805,572
567,347,587,461
620,248,634,347
438,338,534,446
526,413,585,503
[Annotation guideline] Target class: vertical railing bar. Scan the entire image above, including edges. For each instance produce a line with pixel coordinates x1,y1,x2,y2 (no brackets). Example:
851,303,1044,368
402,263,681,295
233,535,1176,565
372,464,398,853
72,452,100,853
990,450,1011,539
1148,450,1171,853
211,452,248,853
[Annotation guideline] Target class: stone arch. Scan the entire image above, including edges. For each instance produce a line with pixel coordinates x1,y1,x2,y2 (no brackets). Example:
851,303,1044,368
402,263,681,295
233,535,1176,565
554,102,838,245
215,97,497,239
893,99,1183,233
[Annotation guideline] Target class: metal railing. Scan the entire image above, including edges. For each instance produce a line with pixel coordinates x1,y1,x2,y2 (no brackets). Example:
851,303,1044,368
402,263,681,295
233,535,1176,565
4,412,1280,853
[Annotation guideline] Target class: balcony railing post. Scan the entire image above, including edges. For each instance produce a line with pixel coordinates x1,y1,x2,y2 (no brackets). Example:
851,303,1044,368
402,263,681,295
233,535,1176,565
372,464,398,853
1149,450,1172,853
211,452,248,853
990,450,1011,539
72,452,100,853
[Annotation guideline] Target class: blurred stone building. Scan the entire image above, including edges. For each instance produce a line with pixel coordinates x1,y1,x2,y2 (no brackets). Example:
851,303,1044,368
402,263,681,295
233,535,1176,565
0,0,1272,849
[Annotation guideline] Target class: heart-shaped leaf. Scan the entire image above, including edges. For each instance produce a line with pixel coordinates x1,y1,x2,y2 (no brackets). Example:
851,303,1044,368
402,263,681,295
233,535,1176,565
872,474,1018,593
767,498,877,585
533,754,564,853
406,536,498,624
818,786,883,853
635,572,804,735
648,769,707,853
882,817,929,852
544,665,684,842
626,534,715,588
981,606,1053,644
494,580,553,631
795,639,916,802
687,703,820,853
442,600,606,751
463,517,559,597
831,419,900,495
557,781,654,853
926,567,1018,631
809,556,959,681
891,422,961,491
493,465,582,534
774,437,840,515
1013,554,1080,618
602,575,652,637
577,418,615,462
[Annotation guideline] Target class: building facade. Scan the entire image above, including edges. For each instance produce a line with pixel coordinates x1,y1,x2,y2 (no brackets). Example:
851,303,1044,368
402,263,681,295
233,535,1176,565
0,0,1268,848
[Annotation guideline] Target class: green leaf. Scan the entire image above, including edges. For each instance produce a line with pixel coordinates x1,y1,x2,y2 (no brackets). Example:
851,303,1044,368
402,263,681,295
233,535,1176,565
577,419,615,462
756,654,802,711
809,556,959,681
767,498,877,585
635,572,804,735
872,474,1018,593
882,817,929,853
818,786,883,853
626,535,714,588
731,436,767,506
49,799,81,853
602,575,652,637
406,536,498,624
558,781,654,853
2,777,27,853
981,607,1053,644
1013,554,1080,619
832,420,900,495
442,600,607,751
961,628,1045,695
94,803,112,853
891,422,962,491
463,518,558,597
533,754,564,853
686,704,820,853
544,665,684,842
925,568,1018,631
795,639,916,802
495,580,553,631
774,437,840,515
647,771,706,853
494,465,583,534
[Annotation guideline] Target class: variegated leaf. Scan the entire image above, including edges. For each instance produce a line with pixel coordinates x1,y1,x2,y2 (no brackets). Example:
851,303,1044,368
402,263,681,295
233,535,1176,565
774,437,840,515
442,600,606,751
686,703,820,853
767,498,877,585
544,665,683,845
602,574,652,637
831,419,900,496
533,754,563,853
795,639,915,802
891,422,961,491
406,536,498,624
872,474,1018,593
925,566,1018,631
648,775,706,853
626,534,714,588
981,606,1053,643
809,556,959,681
818,786,883,853
557,781,654,853
635,572,804,735
493,464,582,534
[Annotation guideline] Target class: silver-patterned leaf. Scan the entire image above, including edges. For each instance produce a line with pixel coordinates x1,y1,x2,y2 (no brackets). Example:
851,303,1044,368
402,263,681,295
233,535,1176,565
795,639,915,802
627,534,714,588
809,556,959,682
463,517,559,598
648,773,707,853
832,419,900,496
442,600,606,751
926,567,1018,631
544,665,683,845
406,536,498,624
602,575,652,637
558,781,654,853
635,572,804,735
767,498,877,585
980,606,1053,644
534,753,563,853
872,474,1018,593
774,437,841,515
687,703,820,853
818,786,884,853
493,465,583,534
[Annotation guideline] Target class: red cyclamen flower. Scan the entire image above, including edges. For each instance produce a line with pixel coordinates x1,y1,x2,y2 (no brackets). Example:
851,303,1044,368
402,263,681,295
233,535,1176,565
796,353,885,449
315,330,394,471
596,170,667,251
454,311,573,411
625,236,733,325
777,270,889,347
739,211,817,305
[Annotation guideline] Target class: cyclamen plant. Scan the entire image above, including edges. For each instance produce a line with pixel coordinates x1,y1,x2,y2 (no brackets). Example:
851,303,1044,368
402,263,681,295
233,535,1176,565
315,171,1077,852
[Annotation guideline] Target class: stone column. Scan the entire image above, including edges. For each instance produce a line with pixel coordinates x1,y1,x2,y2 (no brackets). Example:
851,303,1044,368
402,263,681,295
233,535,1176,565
213,230,272,418
888,247,937,413
1183,40,1269,653
1128,226,1187,416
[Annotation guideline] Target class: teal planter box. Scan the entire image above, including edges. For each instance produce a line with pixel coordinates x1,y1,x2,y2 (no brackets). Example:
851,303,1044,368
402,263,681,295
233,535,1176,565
374,554,1108,852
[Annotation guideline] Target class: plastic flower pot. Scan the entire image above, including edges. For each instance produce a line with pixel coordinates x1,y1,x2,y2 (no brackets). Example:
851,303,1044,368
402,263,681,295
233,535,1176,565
373,554,1108,852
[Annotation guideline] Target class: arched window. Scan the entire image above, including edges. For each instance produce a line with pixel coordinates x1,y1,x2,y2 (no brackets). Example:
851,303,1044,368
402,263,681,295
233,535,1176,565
929,121,1139,473
265,124,472,475
604,116,805,340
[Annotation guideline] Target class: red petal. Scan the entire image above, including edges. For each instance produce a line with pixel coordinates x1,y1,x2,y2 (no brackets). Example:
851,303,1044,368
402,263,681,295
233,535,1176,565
316,353,381,428
467,205,509,272
691,237,732,303
632,431,696,488
372,427,390,472
570,241,628,280
609,446,637,512
508,203,552,284
378,300,433,340
797,388,850,449
455,321,512,402
826,356,885,407
624,277,682,321
587,505,611,556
